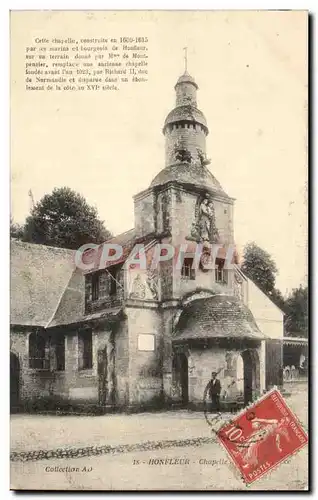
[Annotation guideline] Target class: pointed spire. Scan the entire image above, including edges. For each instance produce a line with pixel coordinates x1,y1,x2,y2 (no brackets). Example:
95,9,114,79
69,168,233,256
183,47,188,73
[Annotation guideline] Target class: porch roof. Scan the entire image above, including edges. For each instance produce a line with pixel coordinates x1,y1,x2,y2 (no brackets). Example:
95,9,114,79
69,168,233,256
173,294,267,342
283,336,308,346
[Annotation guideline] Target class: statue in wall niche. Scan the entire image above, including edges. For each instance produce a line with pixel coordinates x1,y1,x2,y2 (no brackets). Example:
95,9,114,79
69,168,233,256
129,274,146,299
225,352,234,371
191,196,219,243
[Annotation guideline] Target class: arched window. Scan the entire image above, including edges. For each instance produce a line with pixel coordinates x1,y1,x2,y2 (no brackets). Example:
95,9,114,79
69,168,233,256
29,331,47,369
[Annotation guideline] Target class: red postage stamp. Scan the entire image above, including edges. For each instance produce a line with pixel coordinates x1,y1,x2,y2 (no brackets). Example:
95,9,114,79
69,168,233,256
217,388,308,484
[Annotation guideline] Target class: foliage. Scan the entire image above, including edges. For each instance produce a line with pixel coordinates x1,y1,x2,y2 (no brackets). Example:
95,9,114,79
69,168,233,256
284,286,308,337
10,217,24,240
268,288,286,312
241,242,278,295
23,187,111,249
241,242,287,311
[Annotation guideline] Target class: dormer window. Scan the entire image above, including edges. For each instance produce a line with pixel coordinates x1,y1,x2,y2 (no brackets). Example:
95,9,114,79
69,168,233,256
88,266,121,302
215,258,228,284
181,258,195,280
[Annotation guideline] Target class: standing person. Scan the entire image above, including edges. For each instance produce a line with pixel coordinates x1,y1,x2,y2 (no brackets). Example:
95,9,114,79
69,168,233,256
207,371,221,412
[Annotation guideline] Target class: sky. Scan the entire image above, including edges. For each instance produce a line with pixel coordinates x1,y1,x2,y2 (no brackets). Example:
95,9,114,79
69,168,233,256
10,10,308,295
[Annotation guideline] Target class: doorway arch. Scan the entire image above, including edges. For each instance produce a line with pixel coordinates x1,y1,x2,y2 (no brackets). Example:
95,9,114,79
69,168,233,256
240,349,260,406
10,352,20,412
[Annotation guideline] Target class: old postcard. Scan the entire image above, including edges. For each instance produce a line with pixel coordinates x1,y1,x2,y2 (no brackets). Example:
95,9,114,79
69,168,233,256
10,10,309,491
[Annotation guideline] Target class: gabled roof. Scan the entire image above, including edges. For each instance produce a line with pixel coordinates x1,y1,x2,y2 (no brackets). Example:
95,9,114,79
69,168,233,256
174,294,267,342
10,240,77,327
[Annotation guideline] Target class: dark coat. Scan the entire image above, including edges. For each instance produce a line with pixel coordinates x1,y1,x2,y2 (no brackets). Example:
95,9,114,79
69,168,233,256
207,378,221,397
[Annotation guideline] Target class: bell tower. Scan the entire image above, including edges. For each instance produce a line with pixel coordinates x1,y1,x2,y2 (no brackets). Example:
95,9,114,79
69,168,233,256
163,60,209,167
134,60,235,258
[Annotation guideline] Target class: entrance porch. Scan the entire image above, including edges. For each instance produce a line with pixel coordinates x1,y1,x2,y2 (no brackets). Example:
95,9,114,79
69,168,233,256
171,338,266,410
170,294,268,411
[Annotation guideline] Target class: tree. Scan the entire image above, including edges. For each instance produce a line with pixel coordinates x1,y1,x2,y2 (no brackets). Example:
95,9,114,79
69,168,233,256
268,288,286,312
23,187,112,249
241,242,278,294
241,242,285,311
284,286,308,337
10,217,24,240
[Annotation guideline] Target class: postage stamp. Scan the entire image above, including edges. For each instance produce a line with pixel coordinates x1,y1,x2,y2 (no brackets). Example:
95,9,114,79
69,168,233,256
216,388,308,484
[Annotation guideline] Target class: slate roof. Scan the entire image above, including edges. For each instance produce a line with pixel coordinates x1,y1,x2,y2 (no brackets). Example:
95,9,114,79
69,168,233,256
10,240,78,327
174,294,267,341
150,162,229,197
81,229,160,273
163,105,208,132
47,267,85,328
11,239,128,328
106,228,135,247
175,71,198,89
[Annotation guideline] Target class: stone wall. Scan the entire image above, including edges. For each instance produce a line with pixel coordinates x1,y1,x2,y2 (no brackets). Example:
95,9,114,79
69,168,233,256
11,327,116,409
175,82,197,107
114,319,130,406
134,189,157,238
188,347,226,403
173,265,235,300
125,305,163,408
165,123,206,166
161,307,179,403
10,329,53,403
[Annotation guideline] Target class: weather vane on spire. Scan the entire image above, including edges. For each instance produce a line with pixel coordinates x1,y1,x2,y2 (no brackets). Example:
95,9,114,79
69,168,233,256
183,47,188,72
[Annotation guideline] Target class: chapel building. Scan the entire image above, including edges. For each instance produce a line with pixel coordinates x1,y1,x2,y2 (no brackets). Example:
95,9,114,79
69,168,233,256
10,70,287,412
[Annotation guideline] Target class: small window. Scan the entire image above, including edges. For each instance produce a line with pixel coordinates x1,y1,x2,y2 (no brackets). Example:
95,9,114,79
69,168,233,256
91,273,99,301
181,258,195,280
215,259,228,284
98,272,108,299
78,330,93,370
29,331,48,369
55,334,65,371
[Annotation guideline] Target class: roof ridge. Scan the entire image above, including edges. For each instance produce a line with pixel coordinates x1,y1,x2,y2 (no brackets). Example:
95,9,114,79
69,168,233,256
106,228,135,242
11,240,74,254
